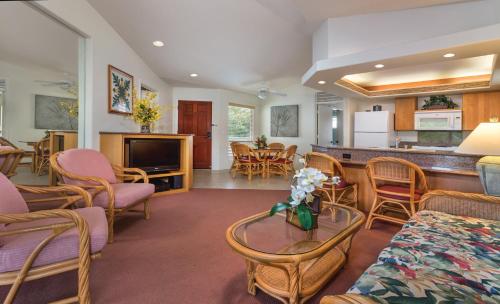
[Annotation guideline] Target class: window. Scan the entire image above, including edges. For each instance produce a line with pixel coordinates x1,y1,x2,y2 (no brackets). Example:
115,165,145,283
228,104,254,142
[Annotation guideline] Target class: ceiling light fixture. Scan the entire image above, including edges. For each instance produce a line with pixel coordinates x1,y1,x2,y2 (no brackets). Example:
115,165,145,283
189,73,199,78
318,80,326,85
443,53,455,58
374,64,385,69
152,40,164,47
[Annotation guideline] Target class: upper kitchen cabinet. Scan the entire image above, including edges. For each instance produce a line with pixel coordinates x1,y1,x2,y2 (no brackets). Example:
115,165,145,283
395,97,417,131
463,91,500,130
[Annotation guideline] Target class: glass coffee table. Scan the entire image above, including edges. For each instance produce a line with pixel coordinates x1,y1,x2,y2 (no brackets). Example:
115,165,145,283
226,204,365,304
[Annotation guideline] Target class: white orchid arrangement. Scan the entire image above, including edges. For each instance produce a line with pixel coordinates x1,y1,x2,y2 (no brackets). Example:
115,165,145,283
270,159,334,230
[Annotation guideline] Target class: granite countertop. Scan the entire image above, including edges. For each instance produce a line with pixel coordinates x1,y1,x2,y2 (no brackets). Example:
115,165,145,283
312,145,480,177
311,145,481,157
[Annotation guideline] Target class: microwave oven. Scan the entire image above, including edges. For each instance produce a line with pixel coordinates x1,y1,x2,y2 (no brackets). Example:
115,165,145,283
414,110,462,131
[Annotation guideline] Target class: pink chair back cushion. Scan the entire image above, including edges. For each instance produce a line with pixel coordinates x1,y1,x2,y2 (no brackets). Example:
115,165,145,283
0,173,28,216
0,146,15,175
0,207,107,273
56,149,117,185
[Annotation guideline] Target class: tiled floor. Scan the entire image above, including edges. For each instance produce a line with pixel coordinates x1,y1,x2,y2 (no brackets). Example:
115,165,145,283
193,169,293,190
11,166,50,185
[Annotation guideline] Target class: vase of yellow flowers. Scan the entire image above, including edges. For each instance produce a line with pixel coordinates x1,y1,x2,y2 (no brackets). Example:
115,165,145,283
132,90,162,133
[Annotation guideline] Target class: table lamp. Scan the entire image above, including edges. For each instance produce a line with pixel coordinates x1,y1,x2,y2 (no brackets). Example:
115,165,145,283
455,119,500,196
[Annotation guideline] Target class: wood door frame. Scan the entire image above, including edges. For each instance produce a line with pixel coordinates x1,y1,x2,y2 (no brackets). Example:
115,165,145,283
178,100,212,169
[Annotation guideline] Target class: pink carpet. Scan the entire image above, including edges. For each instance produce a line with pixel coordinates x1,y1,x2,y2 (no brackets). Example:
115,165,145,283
1,189,399,303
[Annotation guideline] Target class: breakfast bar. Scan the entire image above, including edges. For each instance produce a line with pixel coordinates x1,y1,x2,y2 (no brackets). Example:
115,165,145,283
312,145,484,212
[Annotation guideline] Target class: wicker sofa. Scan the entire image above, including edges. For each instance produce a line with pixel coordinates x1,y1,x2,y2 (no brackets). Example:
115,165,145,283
321,190,500,304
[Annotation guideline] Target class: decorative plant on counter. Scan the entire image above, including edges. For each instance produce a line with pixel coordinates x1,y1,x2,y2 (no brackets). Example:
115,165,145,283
131,88,162,133
254,135,268,149
422,95,458,110
269,164,334,230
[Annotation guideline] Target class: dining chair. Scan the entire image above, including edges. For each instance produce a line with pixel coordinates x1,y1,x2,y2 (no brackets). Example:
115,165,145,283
231,143,265,181
35,138,50,176
304,152,358,209
50,148,155,243
268,144,297,177
0,146,23,178
229,141,240,175
0,137,35,173
268,142,285,150
0,172,107,304
365,157,428,229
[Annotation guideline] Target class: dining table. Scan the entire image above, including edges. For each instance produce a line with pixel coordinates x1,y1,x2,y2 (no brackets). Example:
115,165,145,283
252,147,284,177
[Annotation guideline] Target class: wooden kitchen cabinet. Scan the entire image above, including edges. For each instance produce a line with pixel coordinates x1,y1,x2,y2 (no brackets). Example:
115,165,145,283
395,97,417,130
462,91,500,130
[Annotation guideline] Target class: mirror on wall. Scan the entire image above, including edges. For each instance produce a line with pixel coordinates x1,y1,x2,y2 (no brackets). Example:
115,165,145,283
0,1,81,185
317,102,344,147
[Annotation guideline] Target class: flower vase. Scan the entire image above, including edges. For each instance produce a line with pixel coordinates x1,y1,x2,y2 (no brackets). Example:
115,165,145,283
285,194,321,231
140,124,151,133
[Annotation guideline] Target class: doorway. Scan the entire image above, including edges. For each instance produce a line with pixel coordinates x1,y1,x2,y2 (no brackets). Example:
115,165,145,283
317,103,344,146
178,100,212,169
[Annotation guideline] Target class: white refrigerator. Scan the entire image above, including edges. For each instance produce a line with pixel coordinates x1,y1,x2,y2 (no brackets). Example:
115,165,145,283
354,111,394,148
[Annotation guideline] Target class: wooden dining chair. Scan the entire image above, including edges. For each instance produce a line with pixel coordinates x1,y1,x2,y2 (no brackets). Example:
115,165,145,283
268,142,285,150
0,137,35,173
304,152,358,209
35,138,50,176
0,146,24,178
268,145,297,177
229,141,240,175
365,157,428,229
231,144,265,181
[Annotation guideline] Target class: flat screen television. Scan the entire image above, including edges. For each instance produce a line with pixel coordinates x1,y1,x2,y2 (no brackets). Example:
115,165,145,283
128,139,180,173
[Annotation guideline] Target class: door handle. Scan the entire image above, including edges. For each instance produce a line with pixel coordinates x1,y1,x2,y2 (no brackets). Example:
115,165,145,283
207,131,212,139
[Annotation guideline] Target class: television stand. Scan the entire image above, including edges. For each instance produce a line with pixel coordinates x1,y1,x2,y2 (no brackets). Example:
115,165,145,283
99,132,193,196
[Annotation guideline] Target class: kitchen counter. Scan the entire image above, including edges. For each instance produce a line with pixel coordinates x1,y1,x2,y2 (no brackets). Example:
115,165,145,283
311,145,483,211
311,145,481,176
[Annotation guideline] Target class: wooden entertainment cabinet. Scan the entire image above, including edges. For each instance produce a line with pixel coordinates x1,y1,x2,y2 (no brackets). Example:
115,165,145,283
100,132,193,196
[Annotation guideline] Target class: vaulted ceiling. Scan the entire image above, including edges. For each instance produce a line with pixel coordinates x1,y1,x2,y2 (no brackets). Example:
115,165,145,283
87,0,474,93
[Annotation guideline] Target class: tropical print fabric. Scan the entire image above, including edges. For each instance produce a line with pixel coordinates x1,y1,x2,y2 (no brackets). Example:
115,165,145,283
348,211,500,303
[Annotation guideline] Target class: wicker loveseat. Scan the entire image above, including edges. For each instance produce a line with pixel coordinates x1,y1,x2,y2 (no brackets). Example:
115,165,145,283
321,190,500,304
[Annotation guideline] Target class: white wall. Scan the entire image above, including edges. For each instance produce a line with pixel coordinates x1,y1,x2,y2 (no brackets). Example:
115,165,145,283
0,60,76,150
261,84,317,159
36,0,173,149
172,87,261,170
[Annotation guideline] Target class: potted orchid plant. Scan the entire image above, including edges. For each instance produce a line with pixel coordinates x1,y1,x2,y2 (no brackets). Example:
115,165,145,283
270,164,334,230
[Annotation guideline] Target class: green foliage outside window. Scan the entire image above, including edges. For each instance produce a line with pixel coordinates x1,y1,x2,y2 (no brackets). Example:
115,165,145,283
228,106,253,140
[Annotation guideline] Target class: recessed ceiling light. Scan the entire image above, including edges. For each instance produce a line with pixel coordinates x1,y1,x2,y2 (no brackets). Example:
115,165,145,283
318,80,326,85
443,53,455,58
189,73,198,78
152,40,164,47
374,64,385,69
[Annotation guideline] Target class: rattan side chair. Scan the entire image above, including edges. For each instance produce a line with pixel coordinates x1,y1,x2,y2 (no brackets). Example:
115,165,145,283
365,157,428,229
304,152,358,209
0,173,107,304
268,142,285,150
231,143,265,181
268,144,297,178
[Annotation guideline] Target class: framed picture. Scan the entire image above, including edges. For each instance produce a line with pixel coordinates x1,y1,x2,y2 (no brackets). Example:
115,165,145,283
108,65,134,115
271,105,299,137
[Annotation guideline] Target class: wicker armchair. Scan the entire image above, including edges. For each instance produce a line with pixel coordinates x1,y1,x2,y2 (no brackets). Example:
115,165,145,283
231,144,265,181
304,152,358,209
268,144,297,177
0,146,23,178
50,149,155,243
365,157,428,229
0,173,107,304
320,190,500,304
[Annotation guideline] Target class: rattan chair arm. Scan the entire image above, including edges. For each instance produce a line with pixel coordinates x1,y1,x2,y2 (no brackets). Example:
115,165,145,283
0,209,86,234
420,190,500,220
16,184,93,208
320,294,377,304
111,165,149,183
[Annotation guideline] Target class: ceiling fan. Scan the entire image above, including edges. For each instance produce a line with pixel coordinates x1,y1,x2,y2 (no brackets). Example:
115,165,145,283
257,87,287,100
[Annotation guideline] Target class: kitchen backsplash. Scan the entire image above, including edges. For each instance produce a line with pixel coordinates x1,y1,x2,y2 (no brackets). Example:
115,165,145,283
398,130,471,147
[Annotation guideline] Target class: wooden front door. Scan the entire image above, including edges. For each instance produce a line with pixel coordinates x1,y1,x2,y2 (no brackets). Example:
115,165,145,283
178,100,212,169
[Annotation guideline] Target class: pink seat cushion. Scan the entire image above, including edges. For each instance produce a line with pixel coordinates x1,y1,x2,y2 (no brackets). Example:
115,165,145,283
377,185,424,201
0,207,107,273
93,183,154,209
57,149,117,185
0,173,29,216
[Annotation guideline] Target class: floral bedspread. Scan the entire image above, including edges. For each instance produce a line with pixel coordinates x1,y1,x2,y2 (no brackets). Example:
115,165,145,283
348,210,500,303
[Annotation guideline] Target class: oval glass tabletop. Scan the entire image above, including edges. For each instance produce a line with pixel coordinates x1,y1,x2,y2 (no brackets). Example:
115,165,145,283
231,205,364,255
